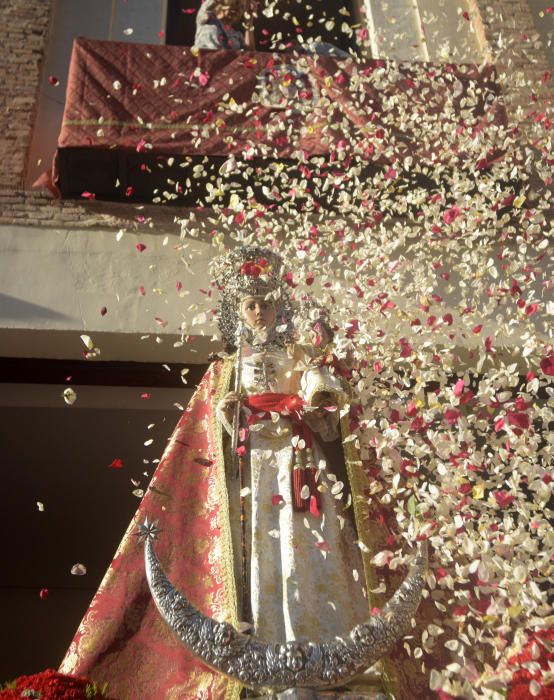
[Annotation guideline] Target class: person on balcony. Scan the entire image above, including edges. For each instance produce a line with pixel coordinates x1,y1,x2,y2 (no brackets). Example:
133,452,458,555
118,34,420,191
195,0,257,50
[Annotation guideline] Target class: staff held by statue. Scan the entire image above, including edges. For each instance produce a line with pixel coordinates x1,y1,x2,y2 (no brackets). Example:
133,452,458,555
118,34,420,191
231,320,250,624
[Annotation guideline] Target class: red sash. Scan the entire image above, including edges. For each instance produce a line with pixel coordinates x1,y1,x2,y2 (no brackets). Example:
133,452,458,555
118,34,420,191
242,392,321,515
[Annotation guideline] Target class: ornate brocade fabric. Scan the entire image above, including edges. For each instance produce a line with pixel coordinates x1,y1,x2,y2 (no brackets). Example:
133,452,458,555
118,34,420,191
59,360,241,700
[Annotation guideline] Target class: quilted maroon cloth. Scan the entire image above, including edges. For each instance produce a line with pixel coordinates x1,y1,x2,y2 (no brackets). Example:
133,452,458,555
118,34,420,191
58,37,506,162
35,38,506,196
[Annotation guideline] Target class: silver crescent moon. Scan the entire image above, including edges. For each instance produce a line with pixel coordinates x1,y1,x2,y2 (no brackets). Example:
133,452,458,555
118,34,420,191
144,534,428,692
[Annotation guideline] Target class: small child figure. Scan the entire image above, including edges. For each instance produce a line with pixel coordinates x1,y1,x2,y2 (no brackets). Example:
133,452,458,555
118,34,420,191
308,316,356,384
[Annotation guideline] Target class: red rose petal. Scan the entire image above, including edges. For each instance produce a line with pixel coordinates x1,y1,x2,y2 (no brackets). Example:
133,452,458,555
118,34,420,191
453,379,465,397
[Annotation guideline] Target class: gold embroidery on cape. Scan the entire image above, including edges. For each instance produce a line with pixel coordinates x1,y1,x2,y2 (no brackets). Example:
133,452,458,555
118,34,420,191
211,358,242,700
340,409,404,699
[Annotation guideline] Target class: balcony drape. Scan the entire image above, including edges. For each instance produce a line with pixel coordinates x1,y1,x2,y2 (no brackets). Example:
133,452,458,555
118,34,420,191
37,37,507,198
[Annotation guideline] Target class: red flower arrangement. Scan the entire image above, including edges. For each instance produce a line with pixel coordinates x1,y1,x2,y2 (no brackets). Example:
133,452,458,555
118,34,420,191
240,257,269,278
0,669,113,699
507,629,554,699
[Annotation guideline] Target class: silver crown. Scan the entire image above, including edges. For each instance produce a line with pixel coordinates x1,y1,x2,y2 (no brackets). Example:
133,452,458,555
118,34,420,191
210,246,296,351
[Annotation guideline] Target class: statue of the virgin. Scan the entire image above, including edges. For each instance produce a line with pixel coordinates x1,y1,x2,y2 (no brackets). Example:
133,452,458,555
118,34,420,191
60,247,425,699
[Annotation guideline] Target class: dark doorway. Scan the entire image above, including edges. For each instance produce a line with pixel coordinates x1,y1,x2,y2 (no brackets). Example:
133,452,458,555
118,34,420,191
253,0,359,53
0,402,178,679
166,0,202,46
0,358,205,680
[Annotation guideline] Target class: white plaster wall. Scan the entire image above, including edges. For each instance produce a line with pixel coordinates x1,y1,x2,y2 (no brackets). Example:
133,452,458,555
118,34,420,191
0,224,218,361
0,220,549,364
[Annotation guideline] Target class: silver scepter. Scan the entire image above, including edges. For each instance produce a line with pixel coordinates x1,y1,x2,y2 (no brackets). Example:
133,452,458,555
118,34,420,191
231,320,244,460
231,320,250,622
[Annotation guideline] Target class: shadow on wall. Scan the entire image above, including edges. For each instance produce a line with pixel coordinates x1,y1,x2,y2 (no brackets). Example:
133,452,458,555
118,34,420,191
0,294,71,322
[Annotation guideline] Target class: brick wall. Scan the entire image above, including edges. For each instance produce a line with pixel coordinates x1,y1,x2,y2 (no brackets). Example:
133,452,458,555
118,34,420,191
472,0,551,124
0,189,184,230
0,0,181,232
0,0,550,233
474,0,550,71
0,0,51,190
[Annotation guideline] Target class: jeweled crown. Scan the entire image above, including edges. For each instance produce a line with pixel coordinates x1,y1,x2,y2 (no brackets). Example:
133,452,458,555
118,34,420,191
210,246,285,299
210,246,295,351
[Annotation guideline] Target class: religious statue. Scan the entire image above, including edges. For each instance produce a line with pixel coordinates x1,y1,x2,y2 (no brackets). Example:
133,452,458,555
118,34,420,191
60,247,426,699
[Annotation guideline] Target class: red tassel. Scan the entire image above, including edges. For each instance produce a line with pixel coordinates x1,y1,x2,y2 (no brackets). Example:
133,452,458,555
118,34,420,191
292,466,308,511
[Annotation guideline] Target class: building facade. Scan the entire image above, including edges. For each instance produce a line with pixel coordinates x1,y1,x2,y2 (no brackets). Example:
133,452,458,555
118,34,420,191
0,0,552,686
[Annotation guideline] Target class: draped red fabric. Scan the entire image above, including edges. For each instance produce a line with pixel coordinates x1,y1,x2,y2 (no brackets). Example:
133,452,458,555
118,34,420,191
243,391,306,419
40,38,507,195
59,360,241,700
57,39,506,161
243,392,320,512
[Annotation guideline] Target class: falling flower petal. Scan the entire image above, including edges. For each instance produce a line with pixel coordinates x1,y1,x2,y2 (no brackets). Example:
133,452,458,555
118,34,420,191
62,388,77,405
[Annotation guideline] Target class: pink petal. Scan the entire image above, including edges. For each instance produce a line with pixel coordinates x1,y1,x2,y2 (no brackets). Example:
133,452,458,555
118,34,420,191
443,205,461,224
444,408,461,425
507,411,530,429
309,495,320,517
198,71,210,87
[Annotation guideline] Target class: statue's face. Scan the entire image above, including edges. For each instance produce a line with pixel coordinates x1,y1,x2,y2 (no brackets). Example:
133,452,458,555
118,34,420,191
240,296,276,331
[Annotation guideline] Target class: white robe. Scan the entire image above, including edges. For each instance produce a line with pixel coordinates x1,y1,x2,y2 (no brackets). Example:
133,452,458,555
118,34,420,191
221,345,370,645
